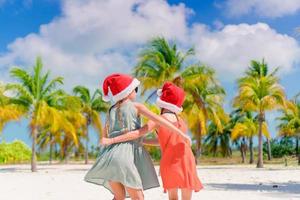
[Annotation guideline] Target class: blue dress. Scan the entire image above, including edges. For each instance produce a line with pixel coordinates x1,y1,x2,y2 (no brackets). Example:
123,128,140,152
84,100,159,195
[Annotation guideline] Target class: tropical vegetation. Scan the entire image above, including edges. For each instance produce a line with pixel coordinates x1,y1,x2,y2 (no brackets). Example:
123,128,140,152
134,37,228,161
0,140,31,164
233,60,286,168
0,37,299,171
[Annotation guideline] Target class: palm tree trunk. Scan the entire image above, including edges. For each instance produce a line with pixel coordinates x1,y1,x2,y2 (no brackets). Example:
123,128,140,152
257,113,264,168
31,126,37,172
296,136,300,165
49,133,53,164
61,137,69,163
49,144,53,164
63,141,69,164
240,146,245,163
296,137,299,156
85,120,90,165
195,122,202,164
241,137,246,163
145,90,157,103
60,147,63,161
74,146,79,159
85,128,89,164
54,143,58,159
196,134,202,164
267,138,272,161
249,136,254,164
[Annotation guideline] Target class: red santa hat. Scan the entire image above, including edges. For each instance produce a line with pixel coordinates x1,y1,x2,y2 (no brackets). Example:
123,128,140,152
102,73,140,102
156,82,185,113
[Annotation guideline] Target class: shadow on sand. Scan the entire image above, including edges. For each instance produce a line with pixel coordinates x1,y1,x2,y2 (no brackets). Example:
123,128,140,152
207,182,300,198
0,167,19,172
0,167,60,172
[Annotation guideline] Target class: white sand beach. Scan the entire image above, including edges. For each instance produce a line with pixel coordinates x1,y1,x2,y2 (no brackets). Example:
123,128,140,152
0,164,299,200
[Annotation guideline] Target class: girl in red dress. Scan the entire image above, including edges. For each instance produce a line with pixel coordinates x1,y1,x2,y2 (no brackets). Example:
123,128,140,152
102,82,203,200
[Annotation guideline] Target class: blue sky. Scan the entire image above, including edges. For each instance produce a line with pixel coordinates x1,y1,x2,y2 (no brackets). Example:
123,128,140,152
0,0,60,52
0,0,300,147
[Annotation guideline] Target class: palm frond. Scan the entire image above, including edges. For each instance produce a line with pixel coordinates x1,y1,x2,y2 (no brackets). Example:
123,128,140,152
42,76,64,97
5,83,34,104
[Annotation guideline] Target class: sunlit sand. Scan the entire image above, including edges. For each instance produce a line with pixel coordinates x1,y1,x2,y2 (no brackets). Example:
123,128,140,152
0,164,299,200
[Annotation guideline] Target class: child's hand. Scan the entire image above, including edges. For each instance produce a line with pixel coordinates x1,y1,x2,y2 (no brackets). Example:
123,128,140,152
184,137,192,146
101,138,113,146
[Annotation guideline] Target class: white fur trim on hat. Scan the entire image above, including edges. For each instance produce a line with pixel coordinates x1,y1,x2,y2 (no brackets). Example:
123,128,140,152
156,89,162,97
156,97,183,114
112,78,140,102
102,95,111,102
102,87,112,102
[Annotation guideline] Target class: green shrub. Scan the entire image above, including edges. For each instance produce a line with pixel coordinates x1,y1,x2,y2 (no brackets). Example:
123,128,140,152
145,146,161,162
37,151,51,161
0,140,31,164
263,137,294,158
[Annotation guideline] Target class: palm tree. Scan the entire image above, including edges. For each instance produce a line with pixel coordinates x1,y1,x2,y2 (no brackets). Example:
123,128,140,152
182,66,228,160
228,109,248,163
231,110,270,163
6,57,65,172
134,37,227,161
277,95,300,165
37,95,86,164
204,120,232,157
0,84,26,133
233,59,286,168
73,86,108,164
134,37,194,100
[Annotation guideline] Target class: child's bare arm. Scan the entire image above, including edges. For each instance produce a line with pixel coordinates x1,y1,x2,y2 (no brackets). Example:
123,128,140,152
99,125,108,145
101,120,157,145
134,102,191,145
143,138,160,147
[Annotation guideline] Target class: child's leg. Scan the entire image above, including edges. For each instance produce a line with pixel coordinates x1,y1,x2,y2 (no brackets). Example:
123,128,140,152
109,181,126,200
167,188,179,200
125,186,144,200
181,188,192,200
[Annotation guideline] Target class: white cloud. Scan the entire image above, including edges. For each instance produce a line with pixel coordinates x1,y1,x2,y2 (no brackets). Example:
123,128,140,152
189,23,300,79
0,0,299,91
224,0,300,18
0,0,191,90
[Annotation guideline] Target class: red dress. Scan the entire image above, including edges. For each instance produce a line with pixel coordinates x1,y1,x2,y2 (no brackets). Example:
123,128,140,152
157,117,203,192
